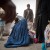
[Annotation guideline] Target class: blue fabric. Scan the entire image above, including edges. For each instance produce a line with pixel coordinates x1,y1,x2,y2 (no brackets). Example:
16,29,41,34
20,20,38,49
41,43,47,50
4,19,30,48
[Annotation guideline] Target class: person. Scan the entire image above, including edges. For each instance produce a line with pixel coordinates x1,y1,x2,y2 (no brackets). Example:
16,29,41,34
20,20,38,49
0,0,16,36
0,18,5,40
0,8,5,40
24,4,33,30
0,0,16,23
44,20,50,47
41,20,50,50
4,17,32,48
24,4,33,22
44,21,50,42
35,0,50,43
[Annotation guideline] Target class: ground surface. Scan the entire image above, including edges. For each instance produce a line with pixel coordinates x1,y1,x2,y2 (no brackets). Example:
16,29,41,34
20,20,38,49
0,36,50,50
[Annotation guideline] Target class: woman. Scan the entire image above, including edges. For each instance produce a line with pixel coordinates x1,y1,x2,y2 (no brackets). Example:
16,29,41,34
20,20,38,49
4,18,31,48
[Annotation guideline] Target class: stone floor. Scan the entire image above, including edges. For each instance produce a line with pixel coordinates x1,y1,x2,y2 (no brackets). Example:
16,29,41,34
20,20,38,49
0,36,50,50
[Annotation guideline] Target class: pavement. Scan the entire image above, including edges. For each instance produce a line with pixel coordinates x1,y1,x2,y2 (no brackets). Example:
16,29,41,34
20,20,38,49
0,36,50,50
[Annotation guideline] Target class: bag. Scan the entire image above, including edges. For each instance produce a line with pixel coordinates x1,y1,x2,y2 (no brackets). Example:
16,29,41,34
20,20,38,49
33,38,38,43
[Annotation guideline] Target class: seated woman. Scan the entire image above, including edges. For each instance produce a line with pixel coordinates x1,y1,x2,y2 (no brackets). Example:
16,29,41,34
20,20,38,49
4,17,31,48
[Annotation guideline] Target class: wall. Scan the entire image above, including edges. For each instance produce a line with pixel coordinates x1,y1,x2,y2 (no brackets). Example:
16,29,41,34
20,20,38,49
12,0,36,18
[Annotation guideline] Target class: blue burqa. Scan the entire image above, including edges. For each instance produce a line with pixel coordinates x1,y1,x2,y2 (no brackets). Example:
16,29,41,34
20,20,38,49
4,19,30,48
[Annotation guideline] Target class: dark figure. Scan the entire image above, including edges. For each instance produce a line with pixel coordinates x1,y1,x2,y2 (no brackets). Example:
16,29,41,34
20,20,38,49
35,0,50,43
24,4,33,22
0,0,16,23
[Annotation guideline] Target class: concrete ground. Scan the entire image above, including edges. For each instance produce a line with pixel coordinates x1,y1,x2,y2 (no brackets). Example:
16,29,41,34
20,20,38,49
0,36,50,50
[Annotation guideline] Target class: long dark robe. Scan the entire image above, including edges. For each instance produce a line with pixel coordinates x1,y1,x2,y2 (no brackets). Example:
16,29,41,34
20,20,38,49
35,0,49,43
4,19,31,48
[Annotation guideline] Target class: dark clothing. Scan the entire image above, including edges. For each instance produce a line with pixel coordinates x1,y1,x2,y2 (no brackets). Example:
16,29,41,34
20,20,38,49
35,0,50,43
0,0,16,23
24,9,33,22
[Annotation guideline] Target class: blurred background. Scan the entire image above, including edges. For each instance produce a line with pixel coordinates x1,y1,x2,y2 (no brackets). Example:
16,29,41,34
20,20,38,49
12,0,36,18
